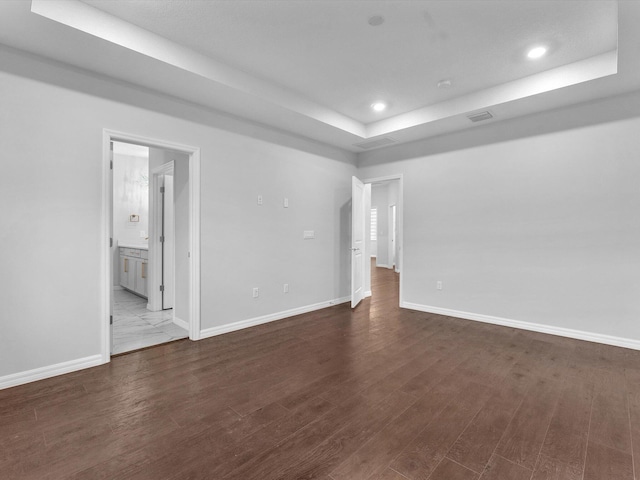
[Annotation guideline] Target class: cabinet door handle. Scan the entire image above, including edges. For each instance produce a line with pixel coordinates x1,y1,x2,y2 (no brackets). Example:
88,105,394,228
141,262,146,279
124,258,128,273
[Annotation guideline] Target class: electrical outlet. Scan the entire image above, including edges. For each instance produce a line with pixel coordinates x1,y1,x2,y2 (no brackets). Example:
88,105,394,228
437,281,442,290
283,283,289,293
252,287,259,298
257,195,263,205
284,197,289,208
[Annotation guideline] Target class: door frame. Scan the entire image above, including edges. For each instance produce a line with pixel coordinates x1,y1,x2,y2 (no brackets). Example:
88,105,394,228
149,161,175,313
363,174,404,306
101,129,201,363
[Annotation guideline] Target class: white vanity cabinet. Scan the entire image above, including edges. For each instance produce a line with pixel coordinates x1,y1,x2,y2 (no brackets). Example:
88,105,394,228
119,247,148,298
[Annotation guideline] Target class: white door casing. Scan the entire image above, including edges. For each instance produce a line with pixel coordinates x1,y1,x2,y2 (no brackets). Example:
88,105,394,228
351,176,365,308
102,129,202,364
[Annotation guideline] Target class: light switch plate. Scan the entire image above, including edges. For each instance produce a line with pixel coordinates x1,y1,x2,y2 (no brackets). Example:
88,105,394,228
303,230,315,239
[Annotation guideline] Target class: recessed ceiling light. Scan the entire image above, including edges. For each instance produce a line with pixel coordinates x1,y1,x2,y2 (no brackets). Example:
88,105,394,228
371,102,387,112
368,15,384,27
527,46,547,59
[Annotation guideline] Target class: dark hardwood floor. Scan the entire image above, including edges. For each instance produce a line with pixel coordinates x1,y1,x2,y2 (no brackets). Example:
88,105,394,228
2,261,640,479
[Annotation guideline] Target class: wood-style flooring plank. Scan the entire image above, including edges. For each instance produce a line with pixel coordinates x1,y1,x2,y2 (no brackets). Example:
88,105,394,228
494,377,560,470
446,382,527,473
589,390,632,454
428,458,479,480
390,381,491,480
329,377,483,480
478,454,532,480
530,455,583,480
537,379,593,473
583,442,634,480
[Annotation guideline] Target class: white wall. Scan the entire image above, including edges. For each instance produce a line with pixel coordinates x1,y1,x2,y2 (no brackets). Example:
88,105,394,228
112,150,149,286
113,151,149,246
358,93,640,345
0,46,355,381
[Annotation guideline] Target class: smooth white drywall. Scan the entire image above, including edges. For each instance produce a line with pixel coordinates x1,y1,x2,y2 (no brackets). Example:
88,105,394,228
358,98,640,343
0,46,355,379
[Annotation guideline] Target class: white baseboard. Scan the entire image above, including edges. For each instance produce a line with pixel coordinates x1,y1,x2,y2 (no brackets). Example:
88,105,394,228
376,263,390,268
173,316,189,330
365,290,372,298
200,296,351,340
401,302,640,351
0,354,103,391
113,285,123,291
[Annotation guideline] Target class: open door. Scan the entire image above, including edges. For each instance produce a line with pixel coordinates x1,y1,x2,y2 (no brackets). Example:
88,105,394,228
351,176,365,308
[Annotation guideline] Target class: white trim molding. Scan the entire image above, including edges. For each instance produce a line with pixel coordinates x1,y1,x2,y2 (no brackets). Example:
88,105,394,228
0,355,103,390
173,316,189,331
200,297,351,340
401,302,640,351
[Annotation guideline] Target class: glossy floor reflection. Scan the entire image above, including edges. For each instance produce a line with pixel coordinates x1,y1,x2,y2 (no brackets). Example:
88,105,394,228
112,288,188,354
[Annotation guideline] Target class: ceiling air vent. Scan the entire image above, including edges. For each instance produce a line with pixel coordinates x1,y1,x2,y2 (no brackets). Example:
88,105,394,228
355,137,397,150
467,111,494,123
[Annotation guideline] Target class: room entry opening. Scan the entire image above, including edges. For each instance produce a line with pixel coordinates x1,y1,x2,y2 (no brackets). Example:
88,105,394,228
103,130,201,362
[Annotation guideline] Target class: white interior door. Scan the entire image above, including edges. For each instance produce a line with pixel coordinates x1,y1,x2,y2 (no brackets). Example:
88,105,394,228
162,174,175,309
351,176,365,308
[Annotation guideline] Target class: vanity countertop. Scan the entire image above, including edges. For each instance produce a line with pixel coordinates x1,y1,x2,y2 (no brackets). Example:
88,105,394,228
119,243,148,251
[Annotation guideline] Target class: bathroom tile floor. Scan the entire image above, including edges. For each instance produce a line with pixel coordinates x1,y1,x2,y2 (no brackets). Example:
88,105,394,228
112,288,188,355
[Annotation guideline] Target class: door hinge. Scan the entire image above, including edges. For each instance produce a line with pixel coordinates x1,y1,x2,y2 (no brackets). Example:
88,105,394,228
160,285,165,292
110,315,113,325
160,236,165,243
160,186,165,193
110,237,113,248
110,160,113,170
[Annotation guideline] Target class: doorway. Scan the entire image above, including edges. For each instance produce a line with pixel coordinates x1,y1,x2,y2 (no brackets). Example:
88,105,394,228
351,174,403,309
102,130,201,362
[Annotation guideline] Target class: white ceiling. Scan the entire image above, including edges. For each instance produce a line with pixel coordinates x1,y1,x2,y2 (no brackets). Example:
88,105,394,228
81,0,617,124
0,0,638,153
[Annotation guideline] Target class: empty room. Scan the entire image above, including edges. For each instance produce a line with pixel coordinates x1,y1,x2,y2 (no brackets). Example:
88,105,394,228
1,1,640,479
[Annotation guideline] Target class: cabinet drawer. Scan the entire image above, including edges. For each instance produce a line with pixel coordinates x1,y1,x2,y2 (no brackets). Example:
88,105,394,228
124,248,141,257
